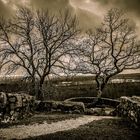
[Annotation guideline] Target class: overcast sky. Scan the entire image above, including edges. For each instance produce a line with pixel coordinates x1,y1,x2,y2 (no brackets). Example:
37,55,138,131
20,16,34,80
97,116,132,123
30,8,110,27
0,0,140,32
0,0,139,74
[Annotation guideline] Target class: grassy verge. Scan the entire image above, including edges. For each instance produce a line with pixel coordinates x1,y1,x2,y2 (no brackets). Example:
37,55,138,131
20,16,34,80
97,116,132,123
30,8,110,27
24,118,140,140
0,112,81,128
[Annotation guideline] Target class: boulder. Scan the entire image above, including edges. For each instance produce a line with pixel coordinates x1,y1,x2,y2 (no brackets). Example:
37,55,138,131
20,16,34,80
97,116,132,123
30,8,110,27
9,96,17,103
61,101,85,113
85,108,105,116
35,101,53,112
104,107,116,116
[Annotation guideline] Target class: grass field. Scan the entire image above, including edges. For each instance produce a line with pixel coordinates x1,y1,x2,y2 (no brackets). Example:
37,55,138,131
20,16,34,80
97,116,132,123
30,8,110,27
0,73,140,100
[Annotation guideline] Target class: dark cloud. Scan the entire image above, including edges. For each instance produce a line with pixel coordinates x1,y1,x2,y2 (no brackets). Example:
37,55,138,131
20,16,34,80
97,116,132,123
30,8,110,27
97,0,140,16
1,0,140,31
30,0,100,30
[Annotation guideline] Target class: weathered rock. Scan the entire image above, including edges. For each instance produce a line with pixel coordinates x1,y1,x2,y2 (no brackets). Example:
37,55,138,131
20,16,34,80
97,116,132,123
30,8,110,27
62,101,85,113
85,108,105,116
16,95,22,107
72,109,81,114
0,92,7,108
131,96,140,103
9,96,17,103
35,101,52,112
10,103,15,110
36,100,85,114
115,96,140,126
85,108,94,115
0,92,35,123
104,107,116,116
52,101,63,110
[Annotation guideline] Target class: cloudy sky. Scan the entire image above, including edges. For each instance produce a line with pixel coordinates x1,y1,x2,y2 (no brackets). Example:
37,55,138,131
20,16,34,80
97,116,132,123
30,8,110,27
0,0,140,32
0,0,140,74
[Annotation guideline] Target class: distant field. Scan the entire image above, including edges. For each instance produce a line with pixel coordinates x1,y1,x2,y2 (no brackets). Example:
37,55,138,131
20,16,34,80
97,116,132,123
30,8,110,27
0,73,140,84
0,73,140,100
47,82,140,100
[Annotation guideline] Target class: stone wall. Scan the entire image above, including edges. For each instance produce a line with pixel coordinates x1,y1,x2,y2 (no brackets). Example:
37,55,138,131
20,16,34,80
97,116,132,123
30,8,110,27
115,96,140,126
0,92,35,123
35,100,85,114
65,97,120,108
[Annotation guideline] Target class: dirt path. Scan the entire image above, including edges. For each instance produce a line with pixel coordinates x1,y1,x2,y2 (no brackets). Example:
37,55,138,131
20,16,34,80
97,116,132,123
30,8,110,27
0,116,117,140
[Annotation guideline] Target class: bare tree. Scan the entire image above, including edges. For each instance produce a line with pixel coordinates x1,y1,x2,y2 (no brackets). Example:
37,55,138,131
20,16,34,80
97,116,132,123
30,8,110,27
75,8,140,98
0,7,79,100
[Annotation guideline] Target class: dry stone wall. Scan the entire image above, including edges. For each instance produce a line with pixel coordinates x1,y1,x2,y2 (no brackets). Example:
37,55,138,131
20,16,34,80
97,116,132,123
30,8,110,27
0,92,35,123
35,100,85,114
115,96,140,126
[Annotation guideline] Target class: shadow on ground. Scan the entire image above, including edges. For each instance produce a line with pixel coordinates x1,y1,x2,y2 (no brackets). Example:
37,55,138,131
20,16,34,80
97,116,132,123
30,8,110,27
24,118,140,140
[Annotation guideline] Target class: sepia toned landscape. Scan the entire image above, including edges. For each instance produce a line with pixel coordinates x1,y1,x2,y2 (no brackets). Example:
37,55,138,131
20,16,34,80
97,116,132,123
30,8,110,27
0,0,140,140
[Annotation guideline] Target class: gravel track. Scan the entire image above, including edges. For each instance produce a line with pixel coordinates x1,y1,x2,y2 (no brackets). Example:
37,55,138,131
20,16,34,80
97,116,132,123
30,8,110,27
0,116,117,140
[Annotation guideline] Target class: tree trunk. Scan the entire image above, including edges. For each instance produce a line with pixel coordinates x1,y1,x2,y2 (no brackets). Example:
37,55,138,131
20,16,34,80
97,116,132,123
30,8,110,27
30,77,36,96
97,89,102,98
96,76,110,98
31,83,36,95
37,78,45,100
37,85,44,100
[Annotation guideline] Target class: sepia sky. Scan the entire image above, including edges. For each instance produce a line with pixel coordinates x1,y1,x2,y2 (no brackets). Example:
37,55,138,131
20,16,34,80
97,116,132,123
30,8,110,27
0,0,140,74
0,0,140,32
